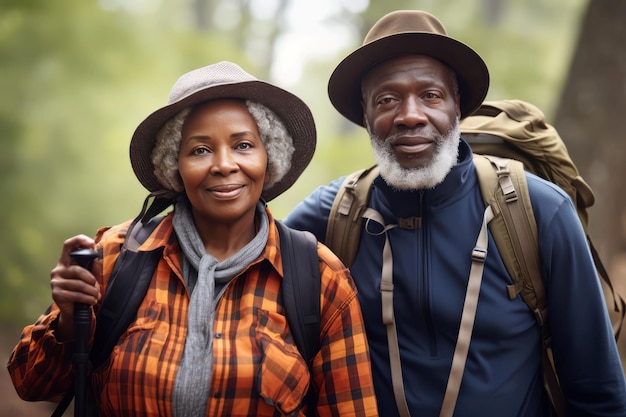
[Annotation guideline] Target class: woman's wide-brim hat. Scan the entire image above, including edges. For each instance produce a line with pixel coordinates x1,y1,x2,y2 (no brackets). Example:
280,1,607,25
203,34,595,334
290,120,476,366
328,10,490,126
130,61,316,202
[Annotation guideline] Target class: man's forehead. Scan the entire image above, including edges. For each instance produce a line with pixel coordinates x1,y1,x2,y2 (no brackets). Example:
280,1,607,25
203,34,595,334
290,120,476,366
361,55,457,91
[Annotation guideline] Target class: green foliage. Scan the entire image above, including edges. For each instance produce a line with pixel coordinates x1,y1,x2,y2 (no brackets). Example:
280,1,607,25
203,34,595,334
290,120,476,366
0,0,249,327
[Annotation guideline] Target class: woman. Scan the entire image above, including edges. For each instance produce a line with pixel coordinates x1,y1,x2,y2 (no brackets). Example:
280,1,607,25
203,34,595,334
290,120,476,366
8,61,379,417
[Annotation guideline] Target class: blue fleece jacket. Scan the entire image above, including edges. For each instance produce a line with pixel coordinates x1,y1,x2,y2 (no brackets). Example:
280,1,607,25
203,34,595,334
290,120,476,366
284,139,626,417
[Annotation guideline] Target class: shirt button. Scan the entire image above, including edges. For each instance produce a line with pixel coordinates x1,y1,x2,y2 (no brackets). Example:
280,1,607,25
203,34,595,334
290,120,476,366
214,333,222,339
213,391,221,398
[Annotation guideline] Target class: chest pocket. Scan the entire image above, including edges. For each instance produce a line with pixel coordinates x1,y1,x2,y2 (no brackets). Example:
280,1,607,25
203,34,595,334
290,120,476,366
253,308,310,416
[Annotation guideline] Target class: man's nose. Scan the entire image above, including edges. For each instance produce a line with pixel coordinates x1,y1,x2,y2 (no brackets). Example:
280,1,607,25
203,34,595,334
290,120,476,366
395,96,427,127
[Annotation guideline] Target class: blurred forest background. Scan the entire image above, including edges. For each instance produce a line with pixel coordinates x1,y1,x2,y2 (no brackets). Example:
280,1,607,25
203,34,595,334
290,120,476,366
2,0,625,415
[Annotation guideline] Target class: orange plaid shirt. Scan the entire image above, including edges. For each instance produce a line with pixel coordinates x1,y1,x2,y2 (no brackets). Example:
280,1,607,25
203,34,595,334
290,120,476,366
8,209,378,416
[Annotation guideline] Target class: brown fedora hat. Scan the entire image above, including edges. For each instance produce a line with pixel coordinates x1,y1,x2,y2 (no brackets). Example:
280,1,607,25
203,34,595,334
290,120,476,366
328,10,490,125
130,61,316,202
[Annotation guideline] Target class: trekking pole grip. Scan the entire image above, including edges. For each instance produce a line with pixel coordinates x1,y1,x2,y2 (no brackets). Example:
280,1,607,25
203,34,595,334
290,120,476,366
69,248,100,417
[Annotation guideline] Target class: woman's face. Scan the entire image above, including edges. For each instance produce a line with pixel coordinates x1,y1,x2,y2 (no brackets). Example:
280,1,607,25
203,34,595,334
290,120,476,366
178,99,269,227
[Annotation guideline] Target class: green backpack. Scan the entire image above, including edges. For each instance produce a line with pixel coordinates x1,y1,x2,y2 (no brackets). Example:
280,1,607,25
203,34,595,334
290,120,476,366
326,99,624,417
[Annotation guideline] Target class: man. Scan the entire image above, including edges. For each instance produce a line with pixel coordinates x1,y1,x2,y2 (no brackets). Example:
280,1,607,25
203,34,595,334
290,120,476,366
284,9,626,417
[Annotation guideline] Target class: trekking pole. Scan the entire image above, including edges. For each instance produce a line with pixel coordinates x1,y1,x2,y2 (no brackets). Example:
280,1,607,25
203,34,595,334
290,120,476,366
69,248,100,417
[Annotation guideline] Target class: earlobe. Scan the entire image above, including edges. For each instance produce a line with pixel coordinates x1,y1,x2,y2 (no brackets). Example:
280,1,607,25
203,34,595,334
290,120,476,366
264,165,271,183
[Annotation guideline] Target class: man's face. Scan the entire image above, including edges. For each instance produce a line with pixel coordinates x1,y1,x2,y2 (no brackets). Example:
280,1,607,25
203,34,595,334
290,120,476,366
361,55,462,190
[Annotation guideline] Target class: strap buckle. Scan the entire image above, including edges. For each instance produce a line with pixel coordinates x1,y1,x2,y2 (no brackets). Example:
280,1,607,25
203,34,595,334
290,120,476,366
471,247,487,262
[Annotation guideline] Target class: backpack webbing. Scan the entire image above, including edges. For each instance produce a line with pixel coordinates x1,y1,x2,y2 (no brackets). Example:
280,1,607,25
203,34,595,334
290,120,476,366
473,156,545,320
330,158,567,416
473,154,566,416
324,157,600,416
53,218,321,417
326,164,379,268
461,99,625,339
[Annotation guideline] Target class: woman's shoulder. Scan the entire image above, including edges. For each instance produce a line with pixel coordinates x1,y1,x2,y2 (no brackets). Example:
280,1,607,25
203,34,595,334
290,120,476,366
94,218,134,246
316,242,358,308
317,242,350,273
94,212,175,247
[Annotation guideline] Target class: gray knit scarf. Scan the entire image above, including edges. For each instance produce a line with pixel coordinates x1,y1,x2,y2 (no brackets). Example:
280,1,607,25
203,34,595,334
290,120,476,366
171,199,268,417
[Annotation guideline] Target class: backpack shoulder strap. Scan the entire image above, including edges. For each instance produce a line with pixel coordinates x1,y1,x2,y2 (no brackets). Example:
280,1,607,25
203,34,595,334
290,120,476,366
52,216,165,417
473,154,566,416
326,165,379,268
90,216,165,369
473,154,544,312
275,221,320,416
275,220,321,364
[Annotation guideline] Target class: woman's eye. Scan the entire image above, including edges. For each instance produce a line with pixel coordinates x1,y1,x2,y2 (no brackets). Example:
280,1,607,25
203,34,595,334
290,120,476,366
192,147,209,155
236,142,252,151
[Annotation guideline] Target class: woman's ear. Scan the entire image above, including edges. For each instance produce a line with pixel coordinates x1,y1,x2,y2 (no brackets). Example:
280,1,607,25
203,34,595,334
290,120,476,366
174,171,185,193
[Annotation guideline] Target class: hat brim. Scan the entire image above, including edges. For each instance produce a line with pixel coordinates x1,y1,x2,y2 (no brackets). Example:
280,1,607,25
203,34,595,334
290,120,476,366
328,32,490,125
130,80,316,202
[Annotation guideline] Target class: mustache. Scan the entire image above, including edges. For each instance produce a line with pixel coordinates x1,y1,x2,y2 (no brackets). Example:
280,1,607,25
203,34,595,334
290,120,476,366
385,127,443,143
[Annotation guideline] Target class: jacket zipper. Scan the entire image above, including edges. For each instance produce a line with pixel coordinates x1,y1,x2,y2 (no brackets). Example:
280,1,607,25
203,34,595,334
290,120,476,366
418,190,438,356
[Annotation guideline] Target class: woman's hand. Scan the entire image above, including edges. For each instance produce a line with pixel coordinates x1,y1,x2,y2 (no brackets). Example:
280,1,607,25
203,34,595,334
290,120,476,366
50,235,102,341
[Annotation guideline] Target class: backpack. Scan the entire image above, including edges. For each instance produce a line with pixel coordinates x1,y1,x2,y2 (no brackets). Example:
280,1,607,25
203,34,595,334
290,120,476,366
53,215,320,417
460,99,624,338
326,99,624,417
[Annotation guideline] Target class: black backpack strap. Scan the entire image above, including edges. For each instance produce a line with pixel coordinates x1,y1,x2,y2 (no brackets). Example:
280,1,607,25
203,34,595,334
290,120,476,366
275,220,321,416
90,216,165,369
52,216,164,417
89,247,163,368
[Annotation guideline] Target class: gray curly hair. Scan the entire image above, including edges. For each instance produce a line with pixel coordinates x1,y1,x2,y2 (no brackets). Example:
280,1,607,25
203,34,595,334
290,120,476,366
151,100,295,193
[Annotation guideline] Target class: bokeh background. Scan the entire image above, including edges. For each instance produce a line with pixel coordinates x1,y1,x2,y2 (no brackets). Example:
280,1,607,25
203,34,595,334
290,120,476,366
2,0,625,415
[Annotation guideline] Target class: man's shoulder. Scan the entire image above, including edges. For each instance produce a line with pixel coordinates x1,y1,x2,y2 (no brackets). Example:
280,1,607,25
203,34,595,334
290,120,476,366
522,171,583,238
288,176,346,213
284,175,350,242
524,171,572,205
318,175,347,195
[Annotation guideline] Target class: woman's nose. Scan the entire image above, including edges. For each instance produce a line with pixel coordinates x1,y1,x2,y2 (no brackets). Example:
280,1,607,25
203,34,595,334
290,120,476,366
210,148,238,174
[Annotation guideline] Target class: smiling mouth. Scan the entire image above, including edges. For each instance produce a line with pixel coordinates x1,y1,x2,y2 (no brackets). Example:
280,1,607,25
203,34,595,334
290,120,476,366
394,142,433,153
391,137,435,158
208,185,244,198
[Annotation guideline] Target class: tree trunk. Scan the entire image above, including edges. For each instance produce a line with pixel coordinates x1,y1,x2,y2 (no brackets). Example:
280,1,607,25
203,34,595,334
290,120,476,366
554,0,626,348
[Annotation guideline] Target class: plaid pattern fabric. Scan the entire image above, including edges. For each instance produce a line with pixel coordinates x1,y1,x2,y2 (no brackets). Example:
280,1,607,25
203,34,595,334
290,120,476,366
8,208,378,416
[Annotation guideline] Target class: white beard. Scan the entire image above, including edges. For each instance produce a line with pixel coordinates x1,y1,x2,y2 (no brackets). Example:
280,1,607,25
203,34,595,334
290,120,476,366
368,119,461,190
